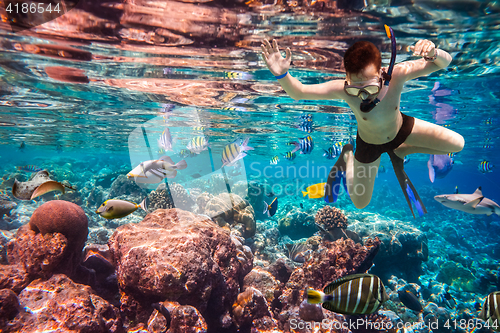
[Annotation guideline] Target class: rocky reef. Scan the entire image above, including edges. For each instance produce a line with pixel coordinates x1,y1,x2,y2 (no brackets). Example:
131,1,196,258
204,193,256,238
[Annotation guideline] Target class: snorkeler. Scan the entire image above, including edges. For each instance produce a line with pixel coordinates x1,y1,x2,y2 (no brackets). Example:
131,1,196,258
261,26,464,217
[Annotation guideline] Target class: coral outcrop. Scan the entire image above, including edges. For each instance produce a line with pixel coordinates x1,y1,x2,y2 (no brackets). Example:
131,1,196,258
204,193,256,238
2,274,122,332
108,208,253,331
29,200,88,255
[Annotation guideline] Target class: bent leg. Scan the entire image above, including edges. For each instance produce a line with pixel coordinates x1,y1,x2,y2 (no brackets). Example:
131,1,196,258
394,143,451,158
345,150,380,209
398,117,464,154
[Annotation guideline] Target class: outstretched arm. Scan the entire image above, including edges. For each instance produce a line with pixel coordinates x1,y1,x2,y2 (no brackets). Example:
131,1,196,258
394,39,453,82
261,39,345,101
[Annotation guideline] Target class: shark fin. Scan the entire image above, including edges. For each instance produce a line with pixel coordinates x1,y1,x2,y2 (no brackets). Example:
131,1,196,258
465,196,484,208
472,187,483,196
388,151,427,218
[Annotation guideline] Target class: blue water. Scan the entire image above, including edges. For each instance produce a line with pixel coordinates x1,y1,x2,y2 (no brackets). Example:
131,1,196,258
1,1,500,331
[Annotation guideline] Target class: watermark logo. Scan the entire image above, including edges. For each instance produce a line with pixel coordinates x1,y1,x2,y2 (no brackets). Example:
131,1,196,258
2,0,80,32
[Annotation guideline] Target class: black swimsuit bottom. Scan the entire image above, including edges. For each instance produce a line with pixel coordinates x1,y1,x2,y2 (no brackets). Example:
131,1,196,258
354,112,415,164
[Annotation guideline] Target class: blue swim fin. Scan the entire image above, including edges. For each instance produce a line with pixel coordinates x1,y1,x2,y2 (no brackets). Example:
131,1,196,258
388,150,427,218
324,144,353,203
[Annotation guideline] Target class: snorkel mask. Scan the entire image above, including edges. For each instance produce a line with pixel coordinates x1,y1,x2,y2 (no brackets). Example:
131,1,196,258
358,25,397,113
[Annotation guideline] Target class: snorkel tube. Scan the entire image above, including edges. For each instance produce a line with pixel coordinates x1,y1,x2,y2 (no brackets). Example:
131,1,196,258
360,24,397,113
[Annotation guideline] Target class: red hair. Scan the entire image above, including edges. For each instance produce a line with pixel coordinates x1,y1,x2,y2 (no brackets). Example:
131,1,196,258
344,41,381,75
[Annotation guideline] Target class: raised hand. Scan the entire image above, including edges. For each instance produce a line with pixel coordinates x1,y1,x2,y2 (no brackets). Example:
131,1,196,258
410,39,436,59
261,39,291,77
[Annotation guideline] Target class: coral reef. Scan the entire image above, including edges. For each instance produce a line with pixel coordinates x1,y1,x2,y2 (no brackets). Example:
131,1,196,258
204,193,256,238
278,206,316,240
147,301,208,333
146,182,175,211
108,174,146,202
2,274,122,332
108,208,253,331
315,206,348,230
170,182,195,211
348,211,428,282
232,287,277,330
436,261,478,292
277,237,381,331
242,267,280,304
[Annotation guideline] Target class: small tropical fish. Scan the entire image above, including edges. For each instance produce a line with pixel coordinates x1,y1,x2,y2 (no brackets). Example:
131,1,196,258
299,113,313,122
263,197,278,217
224,71,253,80
16,165,43,173
379,165,386,173
270,156,279,165
221,138,254,167
479,160,494,173
286,243,311,263
283,151,296,161
302,183,326,199
127,156,188,184
289,135,314,154
96,198,148,219
298,120,313,133
179,149,196,158
447,152,456,158
192,126,205,131
398,290,423,313
454,186,459,194
307,274,389,315
18,141,25,151
157,128,173,152
186,136,209,154
323,142,342,160
480,291,500,331
484,118,493,125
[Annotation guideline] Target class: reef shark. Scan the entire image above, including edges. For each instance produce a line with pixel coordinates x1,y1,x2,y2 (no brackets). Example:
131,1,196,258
434,187,500,216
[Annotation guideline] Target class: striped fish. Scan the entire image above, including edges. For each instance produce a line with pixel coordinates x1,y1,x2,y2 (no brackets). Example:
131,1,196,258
179,149,196,158
192,126,205,132
16,165,43,172
307,274,389,315
283,151,296,161
479,160,494,173
221,138,254,167
270,156,279,165
157,128,173,152
186,136,209,154
479,291,500,331
289,136,314,154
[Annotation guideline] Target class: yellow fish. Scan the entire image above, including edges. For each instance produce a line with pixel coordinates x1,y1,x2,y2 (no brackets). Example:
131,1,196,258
302,182,326,199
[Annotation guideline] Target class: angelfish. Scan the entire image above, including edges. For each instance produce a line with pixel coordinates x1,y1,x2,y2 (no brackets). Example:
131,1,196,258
96,198,148,219
307,273,389,315
480,291,500,332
